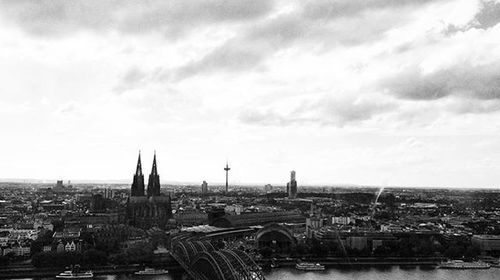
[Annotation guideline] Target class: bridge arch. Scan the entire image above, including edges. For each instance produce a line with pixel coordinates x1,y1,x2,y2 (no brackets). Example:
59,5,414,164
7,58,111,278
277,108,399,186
191,249,265,280
172,240,215,264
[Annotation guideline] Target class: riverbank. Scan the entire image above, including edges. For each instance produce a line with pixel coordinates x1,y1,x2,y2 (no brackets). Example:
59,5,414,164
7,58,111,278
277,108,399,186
0,264,186,279
258,256,445,268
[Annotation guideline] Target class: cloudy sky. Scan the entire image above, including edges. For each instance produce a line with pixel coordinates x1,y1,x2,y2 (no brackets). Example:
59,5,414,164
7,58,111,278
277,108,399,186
1,0,500,188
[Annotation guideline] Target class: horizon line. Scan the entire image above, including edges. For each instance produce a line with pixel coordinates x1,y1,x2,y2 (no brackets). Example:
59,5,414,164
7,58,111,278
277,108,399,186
0,178,498,190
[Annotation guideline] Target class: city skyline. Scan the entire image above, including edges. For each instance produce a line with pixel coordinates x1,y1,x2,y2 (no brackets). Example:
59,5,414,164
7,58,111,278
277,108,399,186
1,1,500,188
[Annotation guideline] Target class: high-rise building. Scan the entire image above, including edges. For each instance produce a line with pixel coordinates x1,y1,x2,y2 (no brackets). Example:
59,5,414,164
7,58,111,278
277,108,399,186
287,170,297,199
127,152,172,229
201,181,208,194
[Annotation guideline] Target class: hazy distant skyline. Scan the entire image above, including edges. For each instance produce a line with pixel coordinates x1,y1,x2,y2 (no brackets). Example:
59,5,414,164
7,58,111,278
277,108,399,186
1,0,500,188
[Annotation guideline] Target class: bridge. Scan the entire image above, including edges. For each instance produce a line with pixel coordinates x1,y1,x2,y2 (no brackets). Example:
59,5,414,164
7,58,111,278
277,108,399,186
170,239,265,280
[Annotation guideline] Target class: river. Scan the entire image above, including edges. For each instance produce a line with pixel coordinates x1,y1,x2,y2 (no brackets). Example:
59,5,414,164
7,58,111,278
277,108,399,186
11,266,500,280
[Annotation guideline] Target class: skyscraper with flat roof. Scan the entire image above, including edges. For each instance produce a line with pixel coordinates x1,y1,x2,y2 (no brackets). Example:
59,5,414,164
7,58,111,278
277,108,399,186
287,170,297,199
201,181,208,194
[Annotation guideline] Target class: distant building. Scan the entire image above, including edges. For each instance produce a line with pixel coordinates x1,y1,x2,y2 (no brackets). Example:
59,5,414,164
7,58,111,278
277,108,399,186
264,184,273,193
286,171,297,199
126,152,172,229
54,180,65,192
256,223,296,254
201,181,208,194
225,204,243,215
174,210,208,226
104,188,114,199
306,217,324,238
332,216,352,225
210,211,305,228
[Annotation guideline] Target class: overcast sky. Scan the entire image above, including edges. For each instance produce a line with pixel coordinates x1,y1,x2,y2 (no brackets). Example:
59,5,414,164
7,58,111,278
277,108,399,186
1,0,500,188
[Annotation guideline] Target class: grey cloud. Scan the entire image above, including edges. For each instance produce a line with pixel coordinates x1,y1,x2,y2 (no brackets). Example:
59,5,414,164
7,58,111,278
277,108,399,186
239,96,397,127
319,97,397,124
475,0,500,29
301,0,437,21
443,1,500,36
0,0,275,37
383,62,500,101
173,43,266,80
171,7,412,79
113,67,147,94
447,98,500,114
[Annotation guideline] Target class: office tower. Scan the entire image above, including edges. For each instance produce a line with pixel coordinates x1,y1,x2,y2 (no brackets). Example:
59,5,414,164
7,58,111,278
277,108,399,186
287,170,297,199
201,181,208,194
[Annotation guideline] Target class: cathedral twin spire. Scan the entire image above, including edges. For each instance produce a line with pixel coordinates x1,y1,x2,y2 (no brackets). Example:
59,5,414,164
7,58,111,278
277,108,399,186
131,151,161,197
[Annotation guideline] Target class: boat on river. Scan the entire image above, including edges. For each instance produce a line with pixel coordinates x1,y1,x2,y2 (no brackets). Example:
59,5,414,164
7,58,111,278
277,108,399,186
438,260,490,269
56,266,93,279
134,267,169,275
295,262,325,271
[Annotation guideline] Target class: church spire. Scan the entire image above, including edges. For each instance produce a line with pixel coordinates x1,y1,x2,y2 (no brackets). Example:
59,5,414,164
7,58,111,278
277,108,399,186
151,151,158,176
147,151,161,197
131,151,145,196
136,151,143,176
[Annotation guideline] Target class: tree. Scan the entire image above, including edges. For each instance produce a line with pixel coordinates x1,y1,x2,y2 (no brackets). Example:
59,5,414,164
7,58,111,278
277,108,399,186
464,245,480,260
444,244,465,259
82,249,107,266
32,251,83,268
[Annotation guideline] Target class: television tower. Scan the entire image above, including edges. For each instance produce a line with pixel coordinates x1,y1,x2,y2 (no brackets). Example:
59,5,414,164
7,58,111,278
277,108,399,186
224,162,231,193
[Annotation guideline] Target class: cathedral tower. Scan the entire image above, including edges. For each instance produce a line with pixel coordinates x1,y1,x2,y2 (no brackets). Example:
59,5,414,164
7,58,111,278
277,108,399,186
147,152,161,197
131,152,145,196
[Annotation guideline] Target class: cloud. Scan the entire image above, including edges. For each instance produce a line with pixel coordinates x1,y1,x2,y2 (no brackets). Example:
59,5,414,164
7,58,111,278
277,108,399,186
239,95,397,127
446,98,500,114
300,0,437,21
113,67,147,94
173,42,266,80
169,1,425,79
475,0,500,29
0,0,275,37
382,61,500,100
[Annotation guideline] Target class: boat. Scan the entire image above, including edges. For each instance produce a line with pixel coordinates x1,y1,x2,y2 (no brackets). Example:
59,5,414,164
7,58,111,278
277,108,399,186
56,266,93,279
295,262,325,271
134,267,169,275
438,260,490,269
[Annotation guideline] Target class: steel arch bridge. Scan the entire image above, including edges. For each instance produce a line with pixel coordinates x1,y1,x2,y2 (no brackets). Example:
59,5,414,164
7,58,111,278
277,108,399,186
171,240,265,280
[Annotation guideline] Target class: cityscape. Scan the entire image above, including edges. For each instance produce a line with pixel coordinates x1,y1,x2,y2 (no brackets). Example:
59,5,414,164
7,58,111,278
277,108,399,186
2,0,500,280
0,152,499,279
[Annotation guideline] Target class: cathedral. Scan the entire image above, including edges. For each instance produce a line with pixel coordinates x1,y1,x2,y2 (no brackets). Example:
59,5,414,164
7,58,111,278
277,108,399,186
126,152,172,229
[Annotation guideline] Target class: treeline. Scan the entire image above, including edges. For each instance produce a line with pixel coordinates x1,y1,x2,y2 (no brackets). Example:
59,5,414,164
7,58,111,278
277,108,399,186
31,249,107,268
31,242,156,268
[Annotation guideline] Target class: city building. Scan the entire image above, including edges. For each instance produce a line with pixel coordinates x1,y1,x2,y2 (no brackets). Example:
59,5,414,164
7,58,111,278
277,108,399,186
256,223,296,254
286,170,297,199
104,188,114,199
210,211,305,228
126,153,172,229
201,181,208,194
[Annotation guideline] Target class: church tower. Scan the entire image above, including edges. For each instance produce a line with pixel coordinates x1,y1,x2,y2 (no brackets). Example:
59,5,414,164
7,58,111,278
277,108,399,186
131,152,145,196
147,152,161,197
